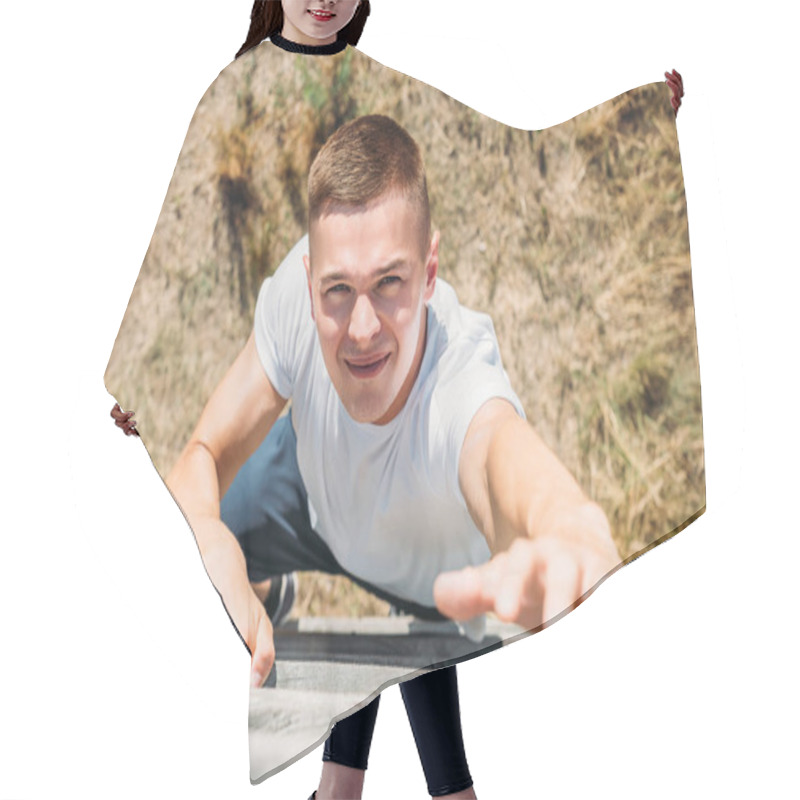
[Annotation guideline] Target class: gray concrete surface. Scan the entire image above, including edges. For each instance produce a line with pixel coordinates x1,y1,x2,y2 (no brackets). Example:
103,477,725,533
249,616,527,782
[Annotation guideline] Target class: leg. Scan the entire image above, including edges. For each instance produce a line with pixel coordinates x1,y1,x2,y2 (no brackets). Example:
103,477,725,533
400,667,475,799
221,413,337,631
224,415,375,797
316,696,381,799
223,415,470,796
222,414,452,620
220,414,341,582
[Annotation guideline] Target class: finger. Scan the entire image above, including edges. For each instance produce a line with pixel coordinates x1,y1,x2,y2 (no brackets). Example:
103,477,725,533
112,406,139,436
494,573,531,623
111,406,135,423
665,70,684,96
540,550,582,625
250,614,276,688
433,565,496,621
665,78,681,100
489,544,537,622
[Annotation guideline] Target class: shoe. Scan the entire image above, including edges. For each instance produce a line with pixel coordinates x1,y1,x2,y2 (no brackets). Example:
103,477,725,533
264,572,296,628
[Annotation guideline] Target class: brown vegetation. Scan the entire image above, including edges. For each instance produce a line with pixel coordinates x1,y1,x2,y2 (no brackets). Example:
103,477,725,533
106,45,704,617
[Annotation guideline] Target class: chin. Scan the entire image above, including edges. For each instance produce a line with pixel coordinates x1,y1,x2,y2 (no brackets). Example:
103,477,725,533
340,387,397,425
344,400,389,425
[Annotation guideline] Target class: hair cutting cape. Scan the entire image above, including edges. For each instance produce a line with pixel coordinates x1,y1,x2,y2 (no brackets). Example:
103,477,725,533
105,39,704,783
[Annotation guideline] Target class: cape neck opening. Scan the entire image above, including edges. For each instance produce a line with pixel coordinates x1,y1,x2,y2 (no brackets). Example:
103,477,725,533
269,32,348,55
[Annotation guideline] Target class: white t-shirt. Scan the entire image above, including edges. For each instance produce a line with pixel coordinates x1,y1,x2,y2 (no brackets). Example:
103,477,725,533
254,235,524,612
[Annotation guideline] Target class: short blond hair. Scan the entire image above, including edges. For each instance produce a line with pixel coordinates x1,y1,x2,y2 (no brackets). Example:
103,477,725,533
308,115,431,256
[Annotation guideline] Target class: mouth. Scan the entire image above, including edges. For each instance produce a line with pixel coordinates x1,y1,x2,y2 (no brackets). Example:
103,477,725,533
344,353,390,379
307,9,336,22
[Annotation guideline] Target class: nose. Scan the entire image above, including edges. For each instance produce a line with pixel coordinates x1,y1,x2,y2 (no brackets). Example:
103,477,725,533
348,293,380,345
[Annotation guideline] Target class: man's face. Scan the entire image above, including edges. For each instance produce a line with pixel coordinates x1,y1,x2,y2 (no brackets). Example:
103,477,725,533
304,192,439,425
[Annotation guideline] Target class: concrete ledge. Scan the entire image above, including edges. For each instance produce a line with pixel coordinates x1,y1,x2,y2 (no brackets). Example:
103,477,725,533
274,616,527,667
249,663,423,780
250,615,528,782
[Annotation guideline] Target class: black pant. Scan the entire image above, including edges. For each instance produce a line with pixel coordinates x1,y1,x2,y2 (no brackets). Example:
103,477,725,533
323,665,473,797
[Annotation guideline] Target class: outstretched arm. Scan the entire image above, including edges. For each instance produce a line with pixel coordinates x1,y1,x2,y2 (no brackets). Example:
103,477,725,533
166,332,287,686
434,398,619,630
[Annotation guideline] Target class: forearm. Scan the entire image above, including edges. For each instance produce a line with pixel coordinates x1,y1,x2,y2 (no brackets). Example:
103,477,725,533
167,439,249,588
192,516,260,626
158,333,283,681
486,415,615,556
167,441,260,632
167,439,223,525
444,403,619,626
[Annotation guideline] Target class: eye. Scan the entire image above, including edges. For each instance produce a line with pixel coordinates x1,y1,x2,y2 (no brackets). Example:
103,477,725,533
325,283,350,296
378,275,401,288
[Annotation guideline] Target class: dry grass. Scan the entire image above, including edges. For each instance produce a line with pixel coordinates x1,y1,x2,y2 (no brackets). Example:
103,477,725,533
106,45,704,615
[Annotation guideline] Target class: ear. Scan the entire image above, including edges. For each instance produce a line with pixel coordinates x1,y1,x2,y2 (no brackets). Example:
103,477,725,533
423,230,440,302
303,253,315,322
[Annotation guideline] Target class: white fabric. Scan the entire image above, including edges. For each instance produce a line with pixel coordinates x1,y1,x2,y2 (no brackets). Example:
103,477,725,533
254,234,524,613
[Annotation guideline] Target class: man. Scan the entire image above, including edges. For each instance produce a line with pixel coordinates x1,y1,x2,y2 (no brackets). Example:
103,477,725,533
166,113,619,690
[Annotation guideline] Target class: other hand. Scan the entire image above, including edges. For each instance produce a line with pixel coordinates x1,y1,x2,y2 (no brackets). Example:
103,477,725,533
434,506,619,631
244,594,276,688
665,68,684,116
110,402,139,436
183,517,277,688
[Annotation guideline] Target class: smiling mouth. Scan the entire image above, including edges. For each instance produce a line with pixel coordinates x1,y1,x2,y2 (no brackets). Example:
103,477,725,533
345,353,390,379
308,9,335,22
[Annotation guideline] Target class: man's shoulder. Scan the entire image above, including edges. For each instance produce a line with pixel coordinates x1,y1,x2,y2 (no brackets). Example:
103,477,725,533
255,235,312,325
428,278,501,357
252,235,315,398
269,234,310,294
423,278,523,424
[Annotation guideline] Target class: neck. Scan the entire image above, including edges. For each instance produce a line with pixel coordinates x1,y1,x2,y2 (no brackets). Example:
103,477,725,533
270,31,348,56
281,21,336,47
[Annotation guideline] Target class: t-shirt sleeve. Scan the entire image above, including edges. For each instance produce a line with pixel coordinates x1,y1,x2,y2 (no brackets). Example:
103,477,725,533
253,234,313,399
433,305,525,506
